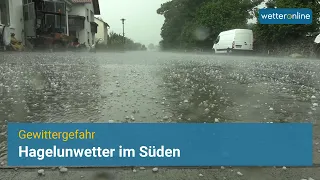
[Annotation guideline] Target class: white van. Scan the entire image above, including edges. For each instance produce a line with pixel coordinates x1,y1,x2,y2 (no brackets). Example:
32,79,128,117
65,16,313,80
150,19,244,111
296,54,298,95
212,29,253,54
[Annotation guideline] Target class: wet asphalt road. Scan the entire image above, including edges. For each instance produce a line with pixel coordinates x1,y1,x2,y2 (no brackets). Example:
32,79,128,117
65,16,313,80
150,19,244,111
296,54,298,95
0,51,320,179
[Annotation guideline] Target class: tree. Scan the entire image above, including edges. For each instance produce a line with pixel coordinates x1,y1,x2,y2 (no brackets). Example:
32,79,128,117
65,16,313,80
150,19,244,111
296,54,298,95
141,45,147,51
157,0,263,50
157,0,210,50
247,23,255,30
252,0,320,52
192,0,263,49
148,43,155,50
101,31,147,51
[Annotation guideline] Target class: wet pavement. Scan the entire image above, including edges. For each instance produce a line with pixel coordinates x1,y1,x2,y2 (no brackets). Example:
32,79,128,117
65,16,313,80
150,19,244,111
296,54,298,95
0,51,320,179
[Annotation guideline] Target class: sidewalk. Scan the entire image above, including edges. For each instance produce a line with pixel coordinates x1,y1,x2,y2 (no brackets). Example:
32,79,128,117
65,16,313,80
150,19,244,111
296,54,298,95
0,167,319,180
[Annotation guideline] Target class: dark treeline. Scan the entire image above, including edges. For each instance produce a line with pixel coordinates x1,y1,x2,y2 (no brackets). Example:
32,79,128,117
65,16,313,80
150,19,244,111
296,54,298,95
96,32,147,51
157,0,320,55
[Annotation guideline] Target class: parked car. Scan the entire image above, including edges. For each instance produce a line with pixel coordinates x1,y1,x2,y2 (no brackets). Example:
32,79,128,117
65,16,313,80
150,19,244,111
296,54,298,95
212,29,253,54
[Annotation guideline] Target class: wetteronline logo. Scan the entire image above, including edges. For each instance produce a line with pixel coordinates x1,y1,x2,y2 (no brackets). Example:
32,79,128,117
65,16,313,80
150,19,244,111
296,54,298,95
259,8,312,24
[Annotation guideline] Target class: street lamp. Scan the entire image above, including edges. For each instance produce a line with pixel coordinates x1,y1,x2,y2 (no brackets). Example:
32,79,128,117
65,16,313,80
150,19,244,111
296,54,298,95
120,18,126,46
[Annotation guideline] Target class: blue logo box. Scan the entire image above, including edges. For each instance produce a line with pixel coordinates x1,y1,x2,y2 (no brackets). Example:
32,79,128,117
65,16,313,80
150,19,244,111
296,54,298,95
259,8,312,24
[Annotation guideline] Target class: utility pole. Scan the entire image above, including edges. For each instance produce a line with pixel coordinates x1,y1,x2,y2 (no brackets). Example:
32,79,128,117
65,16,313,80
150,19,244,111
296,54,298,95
120,18,126,48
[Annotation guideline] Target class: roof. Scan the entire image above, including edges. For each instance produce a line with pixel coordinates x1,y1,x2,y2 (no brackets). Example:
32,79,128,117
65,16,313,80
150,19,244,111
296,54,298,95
92,0,100,15
94,17,110,27
71,0,100,15
220,29,252,35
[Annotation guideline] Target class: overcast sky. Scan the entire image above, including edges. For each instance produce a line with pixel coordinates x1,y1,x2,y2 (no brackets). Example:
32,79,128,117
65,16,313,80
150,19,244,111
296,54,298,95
97,0,169,46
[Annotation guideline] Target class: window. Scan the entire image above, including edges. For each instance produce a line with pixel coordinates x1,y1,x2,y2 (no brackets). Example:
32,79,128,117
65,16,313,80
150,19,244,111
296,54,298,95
42,1,66,32
215,36,220,44
56,2,66,14
44,1,55,12
87,31,90,44
23,0,33,5
24,5,28,21
24,3,36,21
44,1,65,13
56,14,66,28
45,14,55,28
86,9,89,21
55,2,66,30
28,3,35,19
90,11,94,22
0,0,10,25
69,18,75,25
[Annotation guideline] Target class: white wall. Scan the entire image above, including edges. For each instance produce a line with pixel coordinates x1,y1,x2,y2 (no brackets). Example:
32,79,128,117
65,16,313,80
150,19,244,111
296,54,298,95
9,0,24,42
84,3,95,46
95,18,105,43
69,5,85,16
104,26,108,45
69,3,94,46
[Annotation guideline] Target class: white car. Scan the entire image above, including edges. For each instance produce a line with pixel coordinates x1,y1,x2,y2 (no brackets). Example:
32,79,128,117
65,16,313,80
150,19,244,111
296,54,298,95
213,29,253,54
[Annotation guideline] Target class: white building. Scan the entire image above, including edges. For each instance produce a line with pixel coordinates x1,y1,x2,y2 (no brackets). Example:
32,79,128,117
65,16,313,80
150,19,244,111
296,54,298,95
68,0,100,47
0,0,24,43
0,0,100,47
94,17,109,45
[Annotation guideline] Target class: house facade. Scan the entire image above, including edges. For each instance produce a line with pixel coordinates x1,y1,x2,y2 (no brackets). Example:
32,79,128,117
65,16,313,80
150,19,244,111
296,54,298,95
68,0,100,47
0,0,24,43
0,0,100,47
23,0,73,38
94,17,109,45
